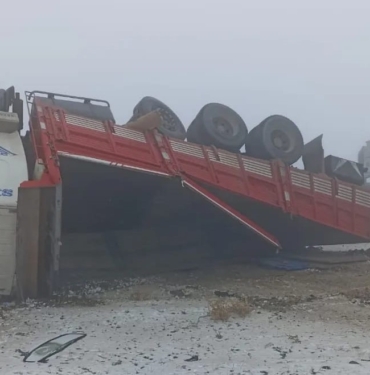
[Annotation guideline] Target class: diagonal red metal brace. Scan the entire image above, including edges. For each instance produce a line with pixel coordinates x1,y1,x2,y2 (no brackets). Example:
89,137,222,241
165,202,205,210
181,177,282,249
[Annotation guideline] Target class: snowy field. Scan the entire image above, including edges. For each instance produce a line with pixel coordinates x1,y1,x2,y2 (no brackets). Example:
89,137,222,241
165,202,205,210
2,262,370,374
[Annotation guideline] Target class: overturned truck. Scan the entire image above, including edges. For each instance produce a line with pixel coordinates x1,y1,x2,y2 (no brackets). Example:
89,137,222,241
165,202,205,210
1,89,370,299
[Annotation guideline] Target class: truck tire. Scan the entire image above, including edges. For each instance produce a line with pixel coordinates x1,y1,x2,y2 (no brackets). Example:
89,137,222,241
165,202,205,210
246,115,303,165
186,116,205,144
190,103,248,152
131,96,186,140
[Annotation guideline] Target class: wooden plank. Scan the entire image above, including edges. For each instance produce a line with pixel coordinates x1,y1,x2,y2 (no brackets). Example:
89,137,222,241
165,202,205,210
16,188,41,300
16,185,61,300
38,186,61,297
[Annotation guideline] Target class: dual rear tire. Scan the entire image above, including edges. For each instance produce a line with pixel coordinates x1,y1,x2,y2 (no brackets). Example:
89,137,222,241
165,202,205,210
129,96,187,140
129,97,304,165
187,103,248,153
245,115,304,165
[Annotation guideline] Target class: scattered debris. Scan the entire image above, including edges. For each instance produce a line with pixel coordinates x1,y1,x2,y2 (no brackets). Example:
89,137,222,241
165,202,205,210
185,355,199,362
214,290,236,298
81,368,96,374
349,360,360,365
272,346,289,359
247,294,318,312
342,287,370,304
112,360,122,366
215,332,223,339
183,314,209,329
288,335,301,344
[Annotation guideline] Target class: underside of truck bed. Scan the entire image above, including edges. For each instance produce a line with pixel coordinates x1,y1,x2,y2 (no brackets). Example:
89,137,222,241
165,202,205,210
59,156,275,280
58,155,363,282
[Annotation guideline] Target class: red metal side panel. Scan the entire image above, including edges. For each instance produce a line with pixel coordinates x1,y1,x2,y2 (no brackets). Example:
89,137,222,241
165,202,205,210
289,168,370,238
289,169,335,223
168,139,283,209
168,138,370,240
34,101,172,177
29,100,370,241
26,103,62,185
354,189,370,236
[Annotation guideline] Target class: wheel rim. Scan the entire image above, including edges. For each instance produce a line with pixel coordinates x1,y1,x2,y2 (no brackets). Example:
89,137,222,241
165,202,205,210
271,129,292,152
213,116,237,138
155,108,177,132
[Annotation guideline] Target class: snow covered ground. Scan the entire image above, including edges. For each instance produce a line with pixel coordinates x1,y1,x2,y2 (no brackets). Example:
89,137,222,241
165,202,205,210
2,262,370,375
320,243,370,251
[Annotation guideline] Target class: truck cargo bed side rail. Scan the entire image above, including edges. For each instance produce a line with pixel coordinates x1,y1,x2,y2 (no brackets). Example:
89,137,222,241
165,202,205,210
28,99,370,242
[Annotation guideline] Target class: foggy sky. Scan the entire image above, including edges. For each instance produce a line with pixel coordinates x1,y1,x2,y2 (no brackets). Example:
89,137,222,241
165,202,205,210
2,0,370,162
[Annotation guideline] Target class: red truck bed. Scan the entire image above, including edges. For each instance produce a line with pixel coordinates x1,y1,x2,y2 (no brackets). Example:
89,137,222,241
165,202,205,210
25,94,370,251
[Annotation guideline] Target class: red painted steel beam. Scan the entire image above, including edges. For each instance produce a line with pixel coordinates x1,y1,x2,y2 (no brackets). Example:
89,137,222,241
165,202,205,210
182,177,282,249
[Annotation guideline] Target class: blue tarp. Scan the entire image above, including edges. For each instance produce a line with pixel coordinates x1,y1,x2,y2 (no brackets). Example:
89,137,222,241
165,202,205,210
258,256,309,271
